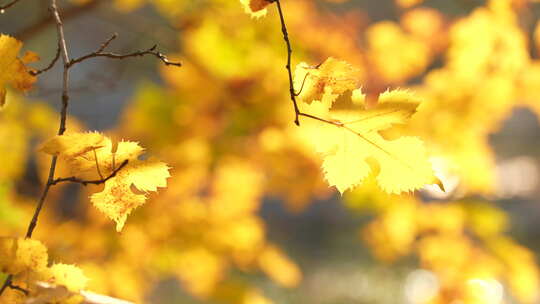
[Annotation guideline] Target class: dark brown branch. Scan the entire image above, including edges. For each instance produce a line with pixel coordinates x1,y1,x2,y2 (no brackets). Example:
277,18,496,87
24,0,71,242
69,42,182,68
8,282,29,295
273,1,353,131
96,33,118,53
51,160,129,186
294,72,310,97
274,0,300,125
0,0,22,10
0,277,12,297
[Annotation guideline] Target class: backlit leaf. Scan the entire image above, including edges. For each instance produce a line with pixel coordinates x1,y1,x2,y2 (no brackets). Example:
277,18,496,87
295,59,437,194
40,132,170,231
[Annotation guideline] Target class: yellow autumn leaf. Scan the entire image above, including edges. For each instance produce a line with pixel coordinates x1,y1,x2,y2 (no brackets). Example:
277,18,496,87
39,132,107,159
90,180,148,232
295,58,437,194
293,57,360,109
0,34,38,108
0,238,48,275
39,132,170,231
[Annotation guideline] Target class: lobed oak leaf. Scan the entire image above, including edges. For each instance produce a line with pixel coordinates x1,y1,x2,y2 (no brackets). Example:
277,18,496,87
295,62,438,194
0,34,38,108
40,132,170,231
122,159,171,192
90,159,170,232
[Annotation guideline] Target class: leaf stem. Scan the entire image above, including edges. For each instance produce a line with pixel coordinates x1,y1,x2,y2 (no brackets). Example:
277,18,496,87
50,160,129,186
274,0,300,125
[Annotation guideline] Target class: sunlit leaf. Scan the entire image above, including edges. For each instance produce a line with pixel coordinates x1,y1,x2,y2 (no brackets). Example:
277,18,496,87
0,34,38,108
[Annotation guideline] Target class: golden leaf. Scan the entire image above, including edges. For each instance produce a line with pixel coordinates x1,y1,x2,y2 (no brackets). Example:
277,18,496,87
39,132,107,159
295,59,437,194
0,238,48,275
47,263,88,293
40,132,170,231
294,57,360,109
0,34,38,108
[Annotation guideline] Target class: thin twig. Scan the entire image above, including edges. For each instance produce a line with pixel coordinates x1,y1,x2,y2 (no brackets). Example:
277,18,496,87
0,0,22,10
30,41,61,76
69,44,182,67
294,72,310,97
51,160,128,186
274,0,300,125
24,0,71,243
8,282,29,295
0,277,12,297
94,149,104,179
96,33,118,53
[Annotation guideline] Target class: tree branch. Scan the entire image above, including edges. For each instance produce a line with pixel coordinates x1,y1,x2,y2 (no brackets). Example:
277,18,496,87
274,0,300,125
0,277,11,297
0,0,180,298
7,282,28,295
68,34,182,68
273,0,351,130
50,160,129,186
0,0,22,10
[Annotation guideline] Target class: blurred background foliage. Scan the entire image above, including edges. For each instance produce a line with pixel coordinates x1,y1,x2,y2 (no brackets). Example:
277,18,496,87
2,0,540,303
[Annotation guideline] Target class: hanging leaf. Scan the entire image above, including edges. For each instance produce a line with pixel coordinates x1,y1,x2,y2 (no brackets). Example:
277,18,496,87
0,34,38,108
40,132,171,231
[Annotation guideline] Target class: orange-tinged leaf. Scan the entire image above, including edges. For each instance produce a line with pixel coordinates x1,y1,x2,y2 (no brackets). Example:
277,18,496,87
0,34,38,108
